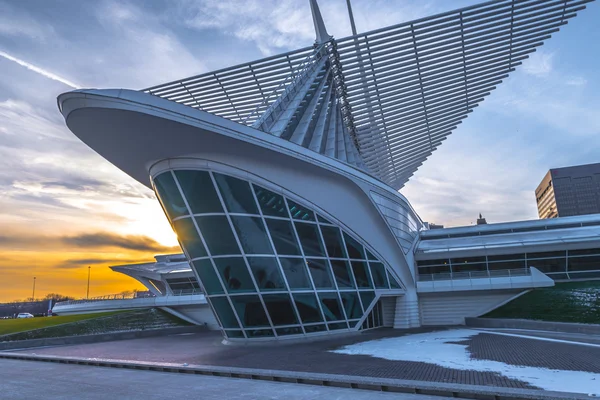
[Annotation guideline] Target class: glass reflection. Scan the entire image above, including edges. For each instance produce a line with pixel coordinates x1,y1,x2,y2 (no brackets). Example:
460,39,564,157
247,257,286,291
306,259,335,289
173,218,207,259
230,295,270,328
230,216,274,254
280,258,312,289
265,219,301,256
153,172,188,219
214,173,259,214
262,294,299,325
195,216,239,256
175,170,223,214
213,257,256,293
294,222,326,257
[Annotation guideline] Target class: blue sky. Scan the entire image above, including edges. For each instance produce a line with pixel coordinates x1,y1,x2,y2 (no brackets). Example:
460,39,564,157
0,0,598,299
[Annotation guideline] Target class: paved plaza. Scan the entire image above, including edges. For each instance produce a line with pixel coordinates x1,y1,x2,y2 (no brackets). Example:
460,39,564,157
10,327,600,393
0,358,454,400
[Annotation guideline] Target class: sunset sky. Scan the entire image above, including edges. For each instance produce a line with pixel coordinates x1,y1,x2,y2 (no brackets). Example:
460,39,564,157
1,0,599,302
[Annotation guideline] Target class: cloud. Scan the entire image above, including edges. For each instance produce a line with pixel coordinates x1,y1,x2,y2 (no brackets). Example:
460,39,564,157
0,50,80,88
57,257,147,269
522,51,554,78
61,232,179,253
169,0,441,55
566,76,588,86
0,231,179,253
0,2,56,41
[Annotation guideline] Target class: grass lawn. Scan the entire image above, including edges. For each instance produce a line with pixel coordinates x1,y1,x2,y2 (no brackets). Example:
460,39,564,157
0,311,122,336
483,280,600,324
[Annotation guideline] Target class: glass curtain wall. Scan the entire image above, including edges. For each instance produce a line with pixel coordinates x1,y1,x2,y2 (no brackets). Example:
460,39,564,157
152,169,403,339
417,249,600,281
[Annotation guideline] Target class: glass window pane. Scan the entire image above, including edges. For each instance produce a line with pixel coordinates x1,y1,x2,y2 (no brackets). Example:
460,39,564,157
568,255,600,272
318,293,344,321
351,261,373,288
359,291,375,311
369,262,389,288
153,172,188,219
213,257,256,293
195,216,240,256
452,263,487,273
488,260,526,270
192,259,224,295
527,251,566,259
230,216,273,254
209,297,239,329
213,173,259,214
451,256,487,264
294,222,326,257
330,259,355,288
247,257,286,291
224,330,244,338
279,258,312,289
253,185,289,218
388,272,402,289
293,293,324,323
306,259,335,289
304,324,326,333
344,233,366,260
340,292,363,319
328,322,348,330
276,327,303,336
366,249,378,261
317,214,332,224
246,329,274,338
487,253,525,262
417,259,450,267
262,294,298,325
319,225,347,258
419,265,451,275
174,170,223,214
230,295,270,328
287,199,315,221
527,258,566,273
569,248,600,256
173,218,207,259
265,219,301,256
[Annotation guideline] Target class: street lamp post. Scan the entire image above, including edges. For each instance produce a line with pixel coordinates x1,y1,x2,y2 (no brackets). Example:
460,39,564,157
32,276,36,301
86,266,91,299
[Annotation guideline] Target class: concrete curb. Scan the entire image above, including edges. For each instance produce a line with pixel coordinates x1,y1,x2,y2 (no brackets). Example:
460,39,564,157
0,352,592,400
0,326,207,351
466,318,600,334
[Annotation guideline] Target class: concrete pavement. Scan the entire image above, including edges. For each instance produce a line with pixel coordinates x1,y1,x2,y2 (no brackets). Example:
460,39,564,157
0,358,453,400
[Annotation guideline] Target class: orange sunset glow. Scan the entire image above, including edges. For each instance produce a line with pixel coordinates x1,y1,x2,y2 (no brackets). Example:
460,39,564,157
0,170,180,302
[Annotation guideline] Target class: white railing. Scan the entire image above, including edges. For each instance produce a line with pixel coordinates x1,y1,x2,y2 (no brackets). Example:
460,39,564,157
418,268,531,282
55,289,204,307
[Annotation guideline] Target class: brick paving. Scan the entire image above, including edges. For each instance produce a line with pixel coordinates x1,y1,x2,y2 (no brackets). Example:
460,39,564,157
12,328,600,390
461,333,600,373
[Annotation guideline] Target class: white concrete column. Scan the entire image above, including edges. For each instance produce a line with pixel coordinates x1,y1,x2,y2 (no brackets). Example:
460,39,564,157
393,290,420,329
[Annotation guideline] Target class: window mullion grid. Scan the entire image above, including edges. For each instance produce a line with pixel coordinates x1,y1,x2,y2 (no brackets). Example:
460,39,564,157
361,244,377,293
336,231,361,329
168,170,246,338
285,196,332,332
208,171,277,338
369,259,390,288
250,183,306,336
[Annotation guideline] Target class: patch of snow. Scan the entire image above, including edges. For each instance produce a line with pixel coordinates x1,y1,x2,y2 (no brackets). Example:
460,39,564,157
332,329,600,396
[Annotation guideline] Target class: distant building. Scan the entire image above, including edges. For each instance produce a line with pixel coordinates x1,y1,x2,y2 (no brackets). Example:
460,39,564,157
423,222,444,230
536,162,600,219
476,213,488,225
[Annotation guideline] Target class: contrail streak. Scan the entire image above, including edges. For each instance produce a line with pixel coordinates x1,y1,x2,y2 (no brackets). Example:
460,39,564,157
0,50,80,89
